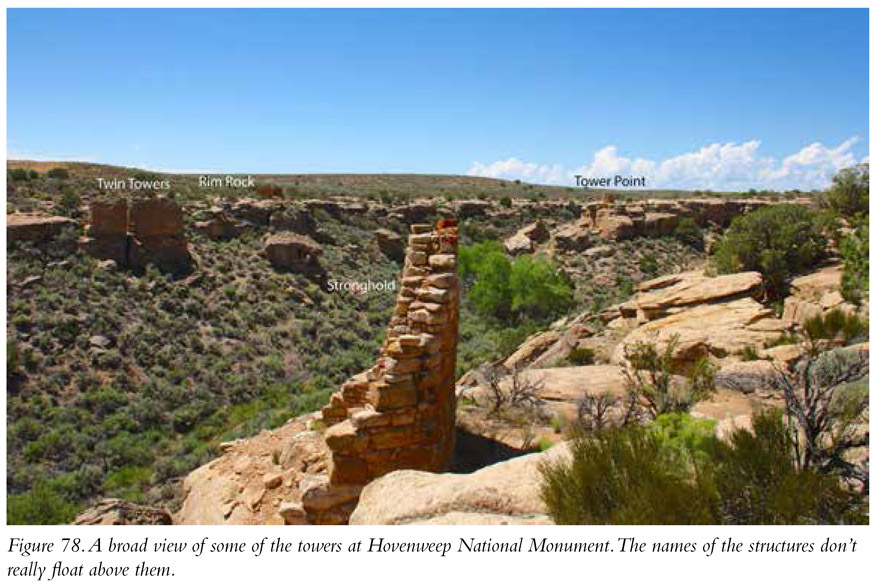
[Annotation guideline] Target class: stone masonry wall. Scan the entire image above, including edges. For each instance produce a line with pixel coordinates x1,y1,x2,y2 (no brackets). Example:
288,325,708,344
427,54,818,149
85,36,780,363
80,197,193,272
304,220,459,523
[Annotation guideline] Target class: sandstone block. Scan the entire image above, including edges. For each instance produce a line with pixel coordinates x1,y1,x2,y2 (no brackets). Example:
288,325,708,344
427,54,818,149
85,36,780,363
428,254,456,270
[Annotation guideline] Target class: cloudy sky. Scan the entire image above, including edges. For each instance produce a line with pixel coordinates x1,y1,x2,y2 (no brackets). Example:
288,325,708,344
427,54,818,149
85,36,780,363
7,9,868,191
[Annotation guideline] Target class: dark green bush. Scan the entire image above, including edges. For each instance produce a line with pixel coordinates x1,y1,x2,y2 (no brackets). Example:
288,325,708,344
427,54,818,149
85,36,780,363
714,204,826,298
566,347,595,366
674,217,704,249
540,411,866,525
47,167,70,180
8,168,30,182
540,425,717,524
823,164,868,218
840,219,868,304
803,309,868,343
710,412,866,524
58,186,81,217
7,481,78,525
459,241,573,322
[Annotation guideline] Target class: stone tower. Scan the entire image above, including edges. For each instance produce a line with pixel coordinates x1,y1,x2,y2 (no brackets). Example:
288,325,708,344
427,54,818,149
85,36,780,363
304,220,460,523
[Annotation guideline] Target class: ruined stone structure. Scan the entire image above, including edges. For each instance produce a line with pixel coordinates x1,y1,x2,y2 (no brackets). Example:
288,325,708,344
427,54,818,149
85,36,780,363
81,200,129,263
580,198,776,241
264,232,324,274
304,220,460,524
80,197,193,272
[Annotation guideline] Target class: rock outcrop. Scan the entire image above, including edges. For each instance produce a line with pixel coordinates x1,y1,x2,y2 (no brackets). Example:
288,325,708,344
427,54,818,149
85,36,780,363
782,263,865,326
504,221,550,256
550,197,784,249
553,221,592,252
309,220,460,524
175,414,330,525
350,443,569,525
621,271,763,321
7,214,77,243
610,271,788,370
74,499,172,525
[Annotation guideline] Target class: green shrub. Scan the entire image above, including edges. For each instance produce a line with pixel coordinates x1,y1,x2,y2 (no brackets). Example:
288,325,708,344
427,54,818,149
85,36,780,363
674,217,704,249
637,253,659,274
803,309,868,343
840,219,868,304
823,164,868,218
58,186,81,217
651,413,716,462
508,255,574,320
713,204,826,298
710,411,866,524
540,411,866,525
47,167,70,180
8,168,30,182
566,347,596,366
7,481,78,525
540,425,716,524
459,242,573,322
623,336,715,418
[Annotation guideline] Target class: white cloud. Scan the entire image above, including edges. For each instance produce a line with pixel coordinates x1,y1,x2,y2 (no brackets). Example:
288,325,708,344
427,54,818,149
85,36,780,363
467,157,567,185
466,138,867,191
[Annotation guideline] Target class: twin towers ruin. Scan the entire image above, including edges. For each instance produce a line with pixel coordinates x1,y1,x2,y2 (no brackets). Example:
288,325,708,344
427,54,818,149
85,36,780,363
304,220,461,523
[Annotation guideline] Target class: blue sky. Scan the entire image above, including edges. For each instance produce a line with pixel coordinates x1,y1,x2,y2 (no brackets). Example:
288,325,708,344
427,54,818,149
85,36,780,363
6,8,869,190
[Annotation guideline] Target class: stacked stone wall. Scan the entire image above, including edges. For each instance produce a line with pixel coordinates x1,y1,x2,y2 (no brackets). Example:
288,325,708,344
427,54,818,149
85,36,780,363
80,197,192,271
306,220,459,523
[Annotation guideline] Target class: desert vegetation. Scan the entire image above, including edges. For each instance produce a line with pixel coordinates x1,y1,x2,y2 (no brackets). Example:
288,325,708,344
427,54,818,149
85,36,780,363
540,165,869,525
5,161,869,525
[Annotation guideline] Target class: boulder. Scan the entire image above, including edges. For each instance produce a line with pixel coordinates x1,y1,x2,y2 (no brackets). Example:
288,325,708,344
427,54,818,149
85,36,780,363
504,231,535,256
7,214,77,244
584,245,614,259
349,443,571,525
553,221,591,252
520,220,550,243
194,213,246,240
502,331,560,368
714,360,779,393
782,264,864,326
389,202,437,224
269,206,317,235
229,199,279,225
504,221,551,256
